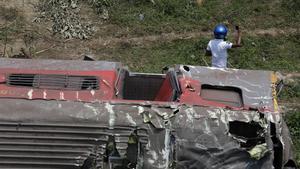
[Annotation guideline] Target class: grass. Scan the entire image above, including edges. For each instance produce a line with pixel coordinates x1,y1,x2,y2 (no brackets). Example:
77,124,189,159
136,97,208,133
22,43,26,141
93,0,300,73
279,78,300,102
95,33,300,73
281,77,300,165
107,0,210,35
228,34,300,71
285,108,300,166
102,0,300,36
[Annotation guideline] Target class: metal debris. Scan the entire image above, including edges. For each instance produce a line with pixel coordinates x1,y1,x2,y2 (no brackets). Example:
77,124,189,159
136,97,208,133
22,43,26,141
248,143,268,160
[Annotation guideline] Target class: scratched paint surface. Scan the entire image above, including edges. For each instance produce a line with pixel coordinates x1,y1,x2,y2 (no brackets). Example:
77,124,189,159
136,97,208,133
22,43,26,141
0,99,294,168
0,58,295,168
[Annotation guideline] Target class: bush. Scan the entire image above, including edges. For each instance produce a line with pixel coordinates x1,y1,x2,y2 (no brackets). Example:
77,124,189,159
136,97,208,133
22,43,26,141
279,84,300,101
286,111,300,139
155,0,195,16
282,0,300,15
87,0,116,15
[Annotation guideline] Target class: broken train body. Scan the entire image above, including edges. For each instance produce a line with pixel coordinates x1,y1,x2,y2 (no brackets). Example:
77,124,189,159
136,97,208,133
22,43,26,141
0,58,297,169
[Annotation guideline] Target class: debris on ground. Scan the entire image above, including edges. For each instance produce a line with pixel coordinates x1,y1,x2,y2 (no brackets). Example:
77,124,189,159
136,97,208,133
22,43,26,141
87,0,113,19
34,0,95,39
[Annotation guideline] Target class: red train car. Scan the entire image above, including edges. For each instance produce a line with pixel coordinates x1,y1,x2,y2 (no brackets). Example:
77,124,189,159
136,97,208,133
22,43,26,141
0,58,296,169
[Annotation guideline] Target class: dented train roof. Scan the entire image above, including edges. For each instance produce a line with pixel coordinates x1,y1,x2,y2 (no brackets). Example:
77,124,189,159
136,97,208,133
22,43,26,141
0,58,278,112
0,58,296,169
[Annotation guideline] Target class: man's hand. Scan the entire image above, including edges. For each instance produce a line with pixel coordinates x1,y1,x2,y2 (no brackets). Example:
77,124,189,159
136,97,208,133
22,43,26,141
232,25,242,48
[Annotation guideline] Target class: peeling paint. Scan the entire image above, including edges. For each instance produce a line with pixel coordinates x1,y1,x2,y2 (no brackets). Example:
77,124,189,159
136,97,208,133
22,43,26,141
147,150,158,164
76,91,79,100
162,129,170,169
0,59,294,169
185,107,195,124
265,113,282,123
105,103,115,127
219,109,227,125
152,107,169,119
148,159,155,165
138,106,144,115
207,109,218,119
84,103,99,116
203,120,211,134
27,89,33,99
90,90,95,96
179,65,192,78
195,143,208,150
43,91,47,99
235,75,264,88
0,99,294,168
126,113,136,126
185,65,276,112
210,67,237,72
59,92,65,100
243,95,273,100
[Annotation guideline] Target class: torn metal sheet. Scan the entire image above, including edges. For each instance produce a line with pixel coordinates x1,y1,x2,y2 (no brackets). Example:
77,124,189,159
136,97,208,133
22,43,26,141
0,99,296,168
176,65,276,112
0,58,296,169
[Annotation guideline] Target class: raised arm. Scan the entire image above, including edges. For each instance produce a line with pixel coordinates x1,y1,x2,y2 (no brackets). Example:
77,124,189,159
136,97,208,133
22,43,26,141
231,26,242,48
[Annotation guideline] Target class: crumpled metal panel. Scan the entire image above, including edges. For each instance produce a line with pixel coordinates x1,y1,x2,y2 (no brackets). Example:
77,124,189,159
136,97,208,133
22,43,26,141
172,106,272,169
0,99,290,168
176,65,275,111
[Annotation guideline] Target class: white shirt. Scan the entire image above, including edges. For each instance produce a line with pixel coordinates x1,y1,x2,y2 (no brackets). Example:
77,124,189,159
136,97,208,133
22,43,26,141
206,39,233,68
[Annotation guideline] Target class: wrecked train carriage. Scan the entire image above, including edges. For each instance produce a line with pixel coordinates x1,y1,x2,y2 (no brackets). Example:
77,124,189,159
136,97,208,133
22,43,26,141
0,58,297,169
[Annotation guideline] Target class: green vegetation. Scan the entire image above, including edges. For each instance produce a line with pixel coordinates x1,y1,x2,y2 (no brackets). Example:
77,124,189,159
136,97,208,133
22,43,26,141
95,34,300,73
101,0,300,35
280,76,300,165
89,0,300,73
285,108,300,165
228,34,300,71
281,77,300,165
279,79,300,101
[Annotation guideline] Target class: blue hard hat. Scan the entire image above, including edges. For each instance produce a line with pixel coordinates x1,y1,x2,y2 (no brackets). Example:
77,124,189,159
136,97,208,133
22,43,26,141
214,24,228,39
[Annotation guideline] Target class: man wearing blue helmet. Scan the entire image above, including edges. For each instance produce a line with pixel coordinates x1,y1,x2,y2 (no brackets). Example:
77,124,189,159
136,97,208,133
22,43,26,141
206,24,242,68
